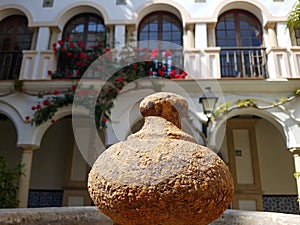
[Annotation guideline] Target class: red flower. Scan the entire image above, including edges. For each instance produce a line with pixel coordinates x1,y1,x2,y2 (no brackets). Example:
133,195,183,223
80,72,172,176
67,52,72,57
69,42,74,48
80,52,85,60
161,65,166,71
43,99,50,106
47,70,52,75
36,104,41,110
181,71,188,77
53,47,58,52
65,36,70,42
31,106,36,110
164,49,172,58
170,69,176,78
78,41,83,47
158,70,165,76
117,77,123,83
61,47,66,52
52,43,56,48
71,85,77,90
175,74,183,79
133,64,138,70
73,54,78,58
102,117,108,123
25,116,30,121
53,90,60,95
58,40,63,46
149,70,154,76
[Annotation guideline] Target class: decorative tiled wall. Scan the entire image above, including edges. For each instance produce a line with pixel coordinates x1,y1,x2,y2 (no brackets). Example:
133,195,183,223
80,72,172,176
28,191,299,214
263,195,299,214
28,190,63,208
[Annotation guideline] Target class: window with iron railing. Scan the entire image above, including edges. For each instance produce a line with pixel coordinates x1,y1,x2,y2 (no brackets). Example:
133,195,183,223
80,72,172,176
0,15,33,80
216,10,267,78
56,13,107,78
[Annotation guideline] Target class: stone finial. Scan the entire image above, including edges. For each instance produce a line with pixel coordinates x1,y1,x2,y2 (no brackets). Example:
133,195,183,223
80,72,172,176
88,92,234,225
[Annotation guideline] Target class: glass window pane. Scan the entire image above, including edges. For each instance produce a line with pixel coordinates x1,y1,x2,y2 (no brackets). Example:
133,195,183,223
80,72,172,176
138,11,182,46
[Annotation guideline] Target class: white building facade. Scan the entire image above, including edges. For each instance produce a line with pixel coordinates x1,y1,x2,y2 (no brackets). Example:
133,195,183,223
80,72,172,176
0,0,300,214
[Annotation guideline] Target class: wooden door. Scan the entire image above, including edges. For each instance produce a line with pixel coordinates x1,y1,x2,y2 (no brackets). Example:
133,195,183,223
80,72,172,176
227,118,263,211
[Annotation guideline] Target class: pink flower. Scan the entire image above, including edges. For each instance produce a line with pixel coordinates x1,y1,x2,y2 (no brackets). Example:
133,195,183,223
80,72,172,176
150,48,159,58
164,49,172,58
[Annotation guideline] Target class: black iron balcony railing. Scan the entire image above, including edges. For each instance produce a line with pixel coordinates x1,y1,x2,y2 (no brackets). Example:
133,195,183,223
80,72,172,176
0,51,23,80
220,47,268,78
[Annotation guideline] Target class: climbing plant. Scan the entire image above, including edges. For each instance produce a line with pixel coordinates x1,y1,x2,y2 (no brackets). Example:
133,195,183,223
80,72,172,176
0,156,23,208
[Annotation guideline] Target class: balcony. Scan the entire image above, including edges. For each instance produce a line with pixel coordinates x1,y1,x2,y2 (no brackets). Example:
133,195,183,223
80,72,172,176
1,46,298,81
219,47,268,78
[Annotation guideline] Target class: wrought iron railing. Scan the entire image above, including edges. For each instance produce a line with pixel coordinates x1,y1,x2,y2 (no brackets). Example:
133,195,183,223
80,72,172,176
0,51,23,80
220,47,268,78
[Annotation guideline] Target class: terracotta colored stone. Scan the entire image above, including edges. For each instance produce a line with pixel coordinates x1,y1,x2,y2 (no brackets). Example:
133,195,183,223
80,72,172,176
88,92,234,225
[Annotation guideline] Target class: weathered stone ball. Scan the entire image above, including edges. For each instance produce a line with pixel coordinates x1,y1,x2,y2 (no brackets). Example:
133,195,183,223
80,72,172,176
88,92,234,225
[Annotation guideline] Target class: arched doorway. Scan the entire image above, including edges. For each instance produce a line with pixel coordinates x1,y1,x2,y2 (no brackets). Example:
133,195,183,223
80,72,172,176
218,116,298,213
29,116,91,207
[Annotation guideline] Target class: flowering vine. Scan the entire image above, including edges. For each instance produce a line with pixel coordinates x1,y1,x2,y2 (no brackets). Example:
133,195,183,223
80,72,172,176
26,38,188,127
212,89,300,120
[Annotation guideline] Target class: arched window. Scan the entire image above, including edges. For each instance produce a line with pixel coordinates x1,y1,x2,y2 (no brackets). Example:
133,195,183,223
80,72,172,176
138,11,183,46
57,13,107,78
0,15,33,79
63,13,106,49
216,10,266,77
138,11,183,76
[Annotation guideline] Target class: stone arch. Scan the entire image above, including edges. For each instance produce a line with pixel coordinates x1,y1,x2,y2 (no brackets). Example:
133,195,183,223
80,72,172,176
209,106,294,151
0,4,34,27
32,105,72,146
211,0,272,26
135,1,190,26
55,2,109,31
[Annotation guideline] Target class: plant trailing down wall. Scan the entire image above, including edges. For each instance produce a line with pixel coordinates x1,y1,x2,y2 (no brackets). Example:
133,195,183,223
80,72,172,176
26,38,188,127
0,156,23,208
